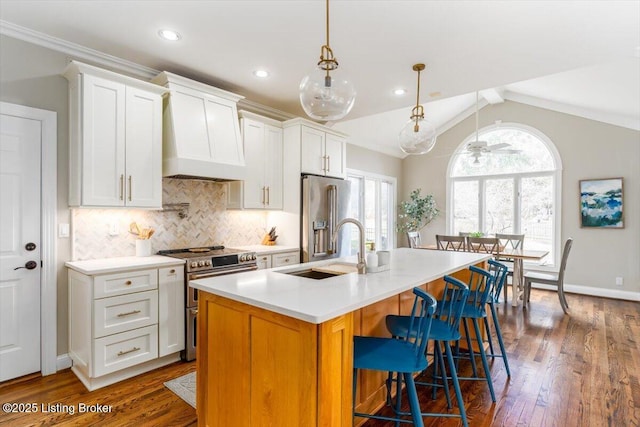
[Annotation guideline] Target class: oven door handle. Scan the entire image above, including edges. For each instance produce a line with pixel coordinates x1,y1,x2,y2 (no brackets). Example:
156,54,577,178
188,265,258,281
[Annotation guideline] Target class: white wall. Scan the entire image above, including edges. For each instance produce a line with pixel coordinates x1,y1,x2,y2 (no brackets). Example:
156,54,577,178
402,100,640,294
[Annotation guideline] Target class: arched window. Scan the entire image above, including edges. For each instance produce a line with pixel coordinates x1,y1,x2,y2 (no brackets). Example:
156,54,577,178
447,123,562,266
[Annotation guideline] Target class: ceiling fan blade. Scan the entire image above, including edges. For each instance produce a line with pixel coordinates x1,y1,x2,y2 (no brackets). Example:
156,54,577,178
487,142,511,151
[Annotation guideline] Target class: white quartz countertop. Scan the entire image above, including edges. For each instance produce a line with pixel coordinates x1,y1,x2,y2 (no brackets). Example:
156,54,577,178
230,245,299,255
65,255,185,275
190,248,490,324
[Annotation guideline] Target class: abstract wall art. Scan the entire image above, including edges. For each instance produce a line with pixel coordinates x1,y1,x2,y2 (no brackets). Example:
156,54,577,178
579,178,624,228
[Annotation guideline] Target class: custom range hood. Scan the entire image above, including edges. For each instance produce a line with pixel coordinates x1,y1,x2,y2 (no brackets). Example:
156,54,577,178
152,72,246,181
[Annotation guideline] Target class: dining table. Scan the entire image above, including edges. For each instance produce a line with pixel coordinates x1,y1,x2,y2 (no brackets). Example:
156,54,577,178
417,244,550,306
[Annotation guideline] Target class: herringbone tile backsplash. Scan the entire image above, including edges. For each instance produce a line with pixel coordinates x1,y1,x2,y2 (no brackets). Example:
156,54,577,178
72,179,268,260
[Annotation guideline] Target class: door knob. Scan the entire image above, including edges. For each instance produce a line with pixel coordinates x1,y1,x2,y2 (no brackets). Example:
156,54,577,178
25,242,36,251
14,261,38,270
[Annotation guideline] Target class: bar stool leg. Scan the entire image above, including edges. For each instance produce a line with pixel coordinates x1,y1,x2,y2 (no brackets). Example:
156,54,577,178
444,341,469,427
472,317,496,402
490,303,511,377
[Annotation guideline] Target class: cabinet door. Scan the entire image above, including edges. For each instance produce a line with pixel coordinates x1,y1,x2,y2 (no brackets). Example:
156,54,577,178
256,254,272,270
264,124,283,209
125,87,163,207
81,74,126,206
300,126,326,175
324,133,346,179
158,266,185,357
242,119,267,208
272,251,299,267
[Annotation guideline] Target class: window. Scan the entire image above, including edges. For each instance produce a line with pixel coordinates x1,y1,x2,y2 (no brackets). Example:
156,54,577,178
447,124,562,266
347,170,396,255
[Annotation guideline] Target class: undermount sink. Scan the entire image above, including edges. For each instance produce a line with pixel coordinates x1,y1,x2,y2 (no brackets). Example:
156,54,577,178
283,269,342,280
278,263,358,280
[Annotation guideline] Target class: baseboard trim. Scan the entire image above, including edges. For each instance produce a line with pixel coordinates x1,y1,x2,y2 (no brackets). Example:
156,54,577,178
56,354,73,371
530,282,640,302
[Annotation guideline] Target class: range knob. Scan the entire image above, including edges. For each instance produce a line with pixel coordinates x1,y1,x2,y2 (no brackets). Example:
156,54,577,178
205,260,212,266
240,254,246,262
190,261,198,268
251,254,257,260
198,260,205,267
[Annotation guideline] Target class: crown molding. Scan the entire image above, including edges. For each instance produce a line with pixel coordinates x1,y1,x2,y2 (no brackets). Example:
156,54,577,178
0,20,159,79
504,90,640,131
237,98,295,122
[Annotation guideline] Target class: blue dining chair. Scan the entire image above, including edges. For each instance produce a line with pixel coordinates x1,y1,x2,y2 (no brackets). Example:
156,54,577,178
385,275,470,427
353,287,437,427
484,259,511,376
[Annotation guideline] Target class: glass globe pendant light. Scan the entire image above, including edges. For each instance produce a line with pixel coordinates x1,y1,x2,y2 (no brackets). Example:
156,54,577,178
299,0,356,121
398,64,437,155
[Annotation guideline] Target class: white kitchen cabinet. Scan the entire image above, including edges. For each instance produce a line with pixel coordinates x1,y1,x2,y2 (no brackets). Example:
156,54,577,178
255,250,300,270
67,261,184,391
63,61,166,208
228,112,283,209
256,253,272,270
284,119,347,179
158,266,185,357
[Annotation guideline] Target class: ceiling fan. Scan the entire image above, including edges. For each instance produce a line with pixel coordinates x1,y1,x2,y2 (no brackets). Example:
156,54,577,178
464,92,519,164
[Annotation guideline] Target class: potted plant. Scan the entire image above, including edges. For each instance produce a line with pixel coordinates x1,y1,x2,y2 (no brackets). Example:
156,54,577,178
397,189,440,247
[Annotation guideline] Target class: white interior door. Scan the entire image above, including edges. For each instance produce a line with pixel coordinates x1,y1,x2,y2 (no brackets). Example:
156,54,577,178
0,113,42,381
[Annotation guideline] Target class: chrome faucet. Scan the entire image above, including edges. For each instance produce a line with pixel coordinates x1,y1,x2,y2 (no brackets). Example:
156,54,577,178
332,218,366,274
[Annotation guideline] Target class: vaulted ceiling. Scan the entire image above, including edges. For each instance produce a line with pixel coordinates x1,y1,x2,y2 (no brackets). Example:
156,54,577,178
1,1,639,157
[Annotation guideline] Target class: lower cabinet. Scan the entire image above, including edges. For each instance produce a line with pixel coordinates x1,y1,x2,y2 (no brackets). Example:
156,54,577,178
68,264,184,391
255,250,300,270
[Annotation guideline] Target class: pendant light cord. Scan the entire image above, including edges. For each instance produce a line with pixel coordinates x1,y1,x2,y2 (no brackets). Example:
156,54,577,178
326,0,330,48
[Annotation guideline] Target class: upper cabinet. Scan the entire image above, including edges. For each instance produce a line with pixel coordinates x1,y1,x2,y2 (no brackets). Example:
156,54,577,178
151,72,246,181
228,111,283,209
284,119,347,179
64,61,166,208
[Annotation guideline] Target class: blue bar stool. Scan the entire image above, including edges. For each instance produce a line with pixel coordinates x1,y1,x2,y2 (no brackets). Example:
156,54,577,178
453,265,496,402
385,275,470,427
353,287,437,427
484,259,511,376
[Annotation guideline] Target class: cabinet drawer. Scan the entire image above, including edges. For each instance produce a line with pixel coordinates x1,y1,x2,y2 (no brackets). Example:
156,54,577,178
272,251,300,267
94,269,158,298
93,290,158,338
93,325,158,377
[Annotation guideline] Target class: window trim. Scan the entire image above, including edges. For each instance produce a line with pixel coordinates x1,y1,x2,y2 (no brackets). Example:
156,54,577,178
347,168,397,250
445,122,563,270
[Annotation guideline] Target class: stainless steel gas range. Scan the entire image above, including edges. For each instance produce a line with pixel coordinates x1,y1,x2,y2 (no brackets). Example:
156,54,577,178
157,245,257,361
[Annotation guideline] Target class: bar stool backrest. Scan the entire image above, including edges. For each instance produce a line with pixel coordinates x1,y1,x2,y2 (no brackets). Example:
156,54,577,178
403,288,438,363
467,265,493,308
436,275,470,333
487,259,509,303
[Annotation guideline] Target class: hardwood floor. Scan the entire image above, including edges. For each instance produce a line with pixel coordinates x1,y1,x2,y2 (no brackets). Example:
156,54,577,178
361,288,640,427
0,360,197,426
0,288,638,427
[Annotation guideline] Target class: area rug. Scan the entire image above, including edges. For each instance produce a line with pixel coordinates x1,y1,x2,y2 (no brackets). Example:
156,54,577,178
164,372,196,409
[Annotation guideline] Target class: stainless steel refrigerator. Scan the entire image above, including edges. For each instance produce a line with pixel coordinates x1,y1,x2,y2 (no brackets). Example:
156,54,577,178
301,174,352,262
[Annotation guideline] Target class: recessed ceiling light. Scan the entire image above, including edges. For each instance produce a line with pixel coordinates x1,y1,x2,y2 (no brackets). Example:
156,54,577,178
393,88,407,96
158,29,181,41
253,69,270,78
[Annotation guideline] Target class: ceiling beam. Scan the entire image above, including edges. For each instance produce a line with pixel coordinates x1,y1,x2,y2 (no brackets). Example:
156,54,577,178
479,88,505,104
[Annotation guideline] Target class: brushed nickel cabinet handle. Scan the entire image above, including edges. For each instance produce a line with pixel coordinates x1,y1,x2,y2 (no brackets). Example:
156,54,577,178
117,346,141,357
117,309,141,318
125,280,132,286
128,176,132,202
120,175,124,200
266,186,270,205
327,155,331,172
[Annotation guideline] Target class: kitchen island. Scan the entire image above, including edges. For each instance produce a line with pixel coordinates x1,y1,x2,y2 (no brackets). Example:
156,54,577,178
190,248,489,427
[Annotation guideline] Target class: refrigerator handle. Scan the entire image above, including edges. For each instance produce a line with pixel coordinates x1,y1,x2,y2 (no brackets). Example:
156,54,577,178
327,184,337,253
